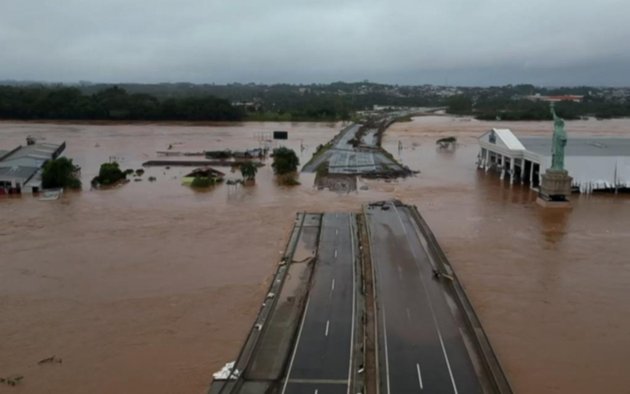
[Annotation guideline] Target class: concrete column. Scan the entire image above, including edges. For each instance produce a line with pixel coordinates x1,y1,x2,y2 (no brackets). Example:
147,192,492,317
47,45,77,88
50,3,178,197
485,149,490,172
529,161,535,189
486,149,490,172
510,157,516,184
500,155,506,180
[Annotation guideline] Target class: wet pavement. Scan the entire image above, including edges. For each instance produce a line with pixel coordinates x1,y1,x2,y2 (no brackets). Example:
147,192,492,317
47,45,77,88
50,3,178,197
2,117,630,393
241,215,320,381
302,123,406,175
282,213,357,394
365,202,483,394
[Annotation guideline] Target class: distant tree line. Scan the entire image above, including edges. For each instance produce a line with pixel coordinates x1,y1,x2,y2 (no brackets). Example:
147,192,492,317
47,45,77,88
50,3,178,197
78,81,438,121
447,94,630,120
0,86,244,121
244,91,433,122
2,82,630,122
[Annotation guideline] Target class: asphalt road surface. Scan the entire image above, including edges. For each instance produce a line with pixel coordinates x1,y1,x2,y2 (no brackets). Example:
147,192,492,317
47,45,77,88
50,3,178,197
334,124,361,150
366,202,483,394
282,213,357,394
302,123,404,175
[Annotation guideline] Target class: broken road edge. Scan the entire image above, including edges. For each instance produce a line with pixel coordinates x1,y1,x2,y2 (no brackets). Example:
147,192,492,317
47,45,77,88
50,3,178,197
209,202,513,394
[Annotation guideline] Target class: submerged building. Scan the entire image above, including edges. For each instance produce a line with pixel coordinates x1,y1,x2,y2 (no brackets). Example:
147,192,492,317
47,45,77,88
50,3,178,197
0,140,66,194
478,128,630,193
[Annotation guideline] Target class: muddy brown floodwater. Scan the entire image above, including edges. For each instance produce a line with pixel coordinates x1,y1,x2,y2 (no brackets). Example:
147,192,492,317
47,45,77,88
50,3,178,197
1,117,630,394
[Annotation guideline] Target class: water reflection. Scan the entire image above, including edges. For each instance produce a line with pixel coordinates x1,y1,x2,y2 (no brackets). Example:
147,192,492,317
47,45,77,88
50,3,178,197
538,207,571,246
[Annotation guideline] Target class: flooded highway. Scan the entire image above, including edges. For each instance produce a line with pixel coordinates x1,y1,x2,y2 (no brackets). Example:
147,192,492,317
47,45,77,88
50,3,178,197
282,213,357,394
365,201,484,394
302,123,408,176
1,117,630,393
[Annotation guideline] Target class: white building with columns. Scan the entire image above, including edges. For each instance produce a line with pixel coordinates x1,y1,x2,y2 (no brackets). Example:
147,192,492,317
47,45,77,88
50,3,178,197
478,128,630,193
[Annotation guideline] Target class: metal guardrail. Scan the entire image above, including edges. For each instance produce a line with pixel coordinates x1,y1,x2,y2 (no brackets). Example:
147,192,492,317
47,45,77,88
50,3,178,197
212,213,309,394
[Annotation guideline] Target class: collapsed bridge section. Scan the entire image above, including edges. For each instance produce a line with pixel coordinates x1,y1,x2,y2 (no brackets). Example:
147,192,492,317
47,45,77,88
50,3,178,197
210,202,511,394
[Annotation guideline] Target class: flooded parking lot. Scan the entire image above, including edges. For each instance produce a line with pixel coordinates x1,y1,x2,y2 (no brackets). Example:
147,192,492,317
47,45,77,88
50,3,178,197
1,117,630,393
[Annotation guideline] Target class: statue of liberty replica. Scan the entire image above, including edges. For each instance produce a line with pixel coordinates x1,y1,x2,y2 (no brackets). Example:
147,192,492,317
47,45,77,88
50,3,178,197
550,104,568,170
537,103,573,207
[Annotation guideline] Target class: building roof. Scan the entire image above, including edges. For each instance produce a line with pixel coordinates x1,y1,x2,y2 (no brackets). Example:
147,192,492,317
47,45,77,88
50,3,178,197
0,141,65,184
520,137,630,157
6,142,61,161
492,128,526,150
0,166,39,180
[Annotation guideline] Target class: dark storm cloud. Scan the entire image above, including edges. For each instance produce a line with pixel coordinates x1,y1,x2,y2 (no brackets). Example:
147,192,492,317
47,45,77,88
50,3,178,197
1,0,629,85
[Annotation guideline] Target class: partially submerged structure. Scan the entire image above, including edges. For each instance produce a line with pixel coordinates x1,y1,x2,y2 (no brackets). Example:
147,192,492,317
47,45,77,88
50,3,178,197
205,148,266,160
0,139,66,194
478,128,630,193
181,167,225,186
303,123,412,178
436,136,457,150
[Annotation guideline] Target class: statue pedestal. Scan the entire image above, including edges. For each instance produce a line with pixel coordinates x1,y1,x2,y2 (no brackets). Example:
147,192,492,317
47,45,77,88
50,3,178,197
537,169,573,208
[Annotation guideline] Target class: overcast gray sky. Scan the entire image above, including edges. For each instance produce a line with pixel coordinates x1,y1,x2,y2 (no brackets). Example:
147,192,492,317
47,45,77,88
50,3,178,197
1,0,629,86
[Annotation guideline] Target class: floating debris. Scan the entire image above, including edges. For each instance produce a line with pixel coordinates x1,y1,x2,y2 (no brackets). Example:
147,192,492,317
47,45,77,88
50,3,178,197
38,355,62,365
182,168,225,187
0,375,24,386
39,189,63,201
436,136,457,150
212,361,239,380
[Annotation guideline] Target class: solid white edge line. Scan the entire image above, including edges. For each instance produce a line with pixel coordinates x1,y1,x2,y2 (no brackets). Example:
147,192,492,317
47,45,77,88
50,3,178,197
392,204,408,235
418,263,459,394
416,363,424,390
399,206,458,394
382,302,392,394
434,318,458,394
281,297,311,394
347,213,356,394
